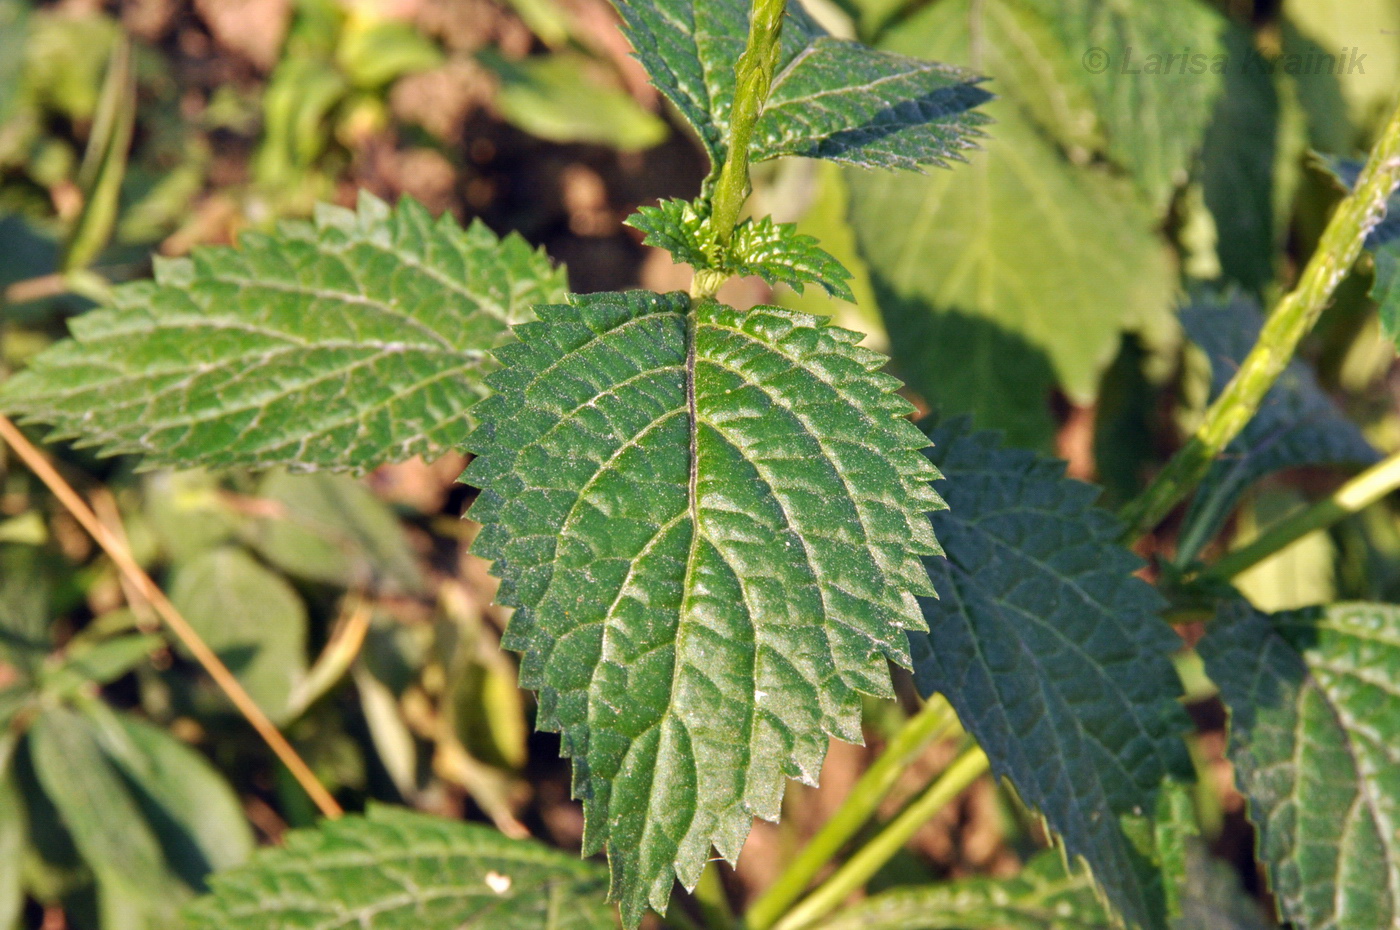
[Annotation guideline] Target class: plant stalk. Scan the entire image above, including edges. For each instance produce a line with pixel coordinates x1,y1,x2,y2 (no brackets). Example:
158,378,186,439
1202,448,1400,582
0,414,344,820
769,744,991,930
1119,98,1400,541
693,0,786,299
745,696,959,930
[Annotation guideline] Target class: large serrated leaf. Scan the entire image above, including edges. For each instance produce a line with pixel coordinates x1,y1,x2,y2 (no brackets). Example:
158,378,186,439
463,291,941,926
183,806,615,929
610,0,989,175
1176,292,1378,563
909,419,1194,930
1199,601,1400,930
0,194,567,473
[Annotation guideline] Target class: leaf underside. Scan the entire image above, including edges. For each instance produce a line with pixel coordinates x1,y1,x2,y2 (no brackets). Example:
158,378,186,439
183,806,616,929
1176,291,1379,560
464,291,941,926
610,0,990,175
909,419,1194,930
626,198,854,300
1199,601,1400,930
0,194,567,473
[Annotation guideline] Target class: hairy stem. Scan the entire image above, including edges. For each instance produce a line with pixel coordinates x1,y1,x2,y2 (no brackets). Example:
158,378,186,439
1202,448,1400,582
745,696,959,930
692,0,786,299
0,414,344,820
770,744,991,930
1119,99,1400,541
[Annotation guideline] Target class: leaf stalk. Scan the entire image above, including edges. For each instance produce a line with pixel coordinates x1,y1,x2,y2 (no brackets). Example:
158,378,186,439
1119,97,1400,541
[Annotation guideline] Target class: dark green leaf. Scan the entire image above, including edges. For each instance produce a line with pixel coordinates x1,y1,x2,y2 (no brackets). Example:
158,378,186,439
611,0,989,174
168,547,308,722
815,851,1112,930
80,704,254,886
1199,601,1400,930
910,419,1194,930
0,194,567,473
1176,292,1378,562
28,706,185,915
464,291,940,926
1198,26,1280,293
40,634,161,697
0,543,49,670
626,198,854,299
183,806,616,929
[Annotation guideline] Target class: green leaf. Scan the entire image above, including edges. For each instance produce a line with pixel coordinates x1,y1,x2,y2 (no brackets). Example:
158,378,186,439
626,198,854,300
0,194,567,473
1175,292,1378,563
80,704,255,885
337,18,443,89
814,851,1113,930
848,93,1172,446
1283,0,1400,152
486,51,669,152
248,471,425,594
0,768,24,930
27,705,185,916
40,634,161,697
1199,601,1400,930
910,419,1194,930
168,547,308,722
610,0,989,175
464,291,940,926
1016,0,1226,211
1198,26,1280,293
183,806,616,929
1176,841,1275,930
0,0,28,127
0,543,49,671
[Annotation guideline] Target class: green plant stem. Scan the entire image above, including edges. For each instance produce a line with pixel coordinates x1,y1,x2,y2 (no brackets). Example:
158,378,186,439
745,696,959,930
693,0,786,298
1201,448,1400,582
1118,98,1400,541
769,744,991,930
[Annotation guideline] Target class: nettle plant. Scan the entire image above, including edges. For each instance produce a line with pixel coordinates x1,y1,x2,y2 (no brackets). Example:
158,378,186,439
2,0,1400,927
